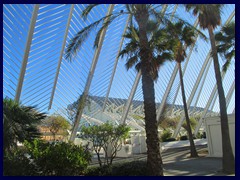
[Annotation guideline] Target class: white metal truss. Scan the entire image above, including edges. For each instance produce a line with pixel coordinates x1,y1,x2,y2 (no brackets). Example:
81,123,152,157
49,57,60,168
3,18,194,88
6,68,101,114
3,4,235,140
69,5,115,141
15,5,40,102
48,5,74,110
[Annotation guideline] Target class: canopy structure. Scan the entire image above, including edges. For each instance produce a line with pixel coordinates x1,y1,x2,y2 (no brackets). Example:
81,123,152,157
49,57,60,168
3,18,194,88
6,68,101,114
3,4,235,137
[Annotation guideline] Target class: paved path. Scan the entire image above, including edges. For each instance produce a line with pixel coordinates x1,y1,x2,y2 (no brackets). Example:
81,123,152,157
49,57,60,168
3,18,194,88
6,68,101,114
161,146,226,176
90,145,234,176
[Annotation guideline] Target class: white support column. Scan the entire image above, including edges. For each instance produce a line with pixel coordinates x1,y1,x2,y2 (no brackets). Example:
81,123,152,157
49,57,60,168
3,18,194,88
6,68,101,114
192,59,212,112
193,72,226,136
102,15,131,112
48,5,74,110
69,5,115,142
15,5,39,102
121,70,142,124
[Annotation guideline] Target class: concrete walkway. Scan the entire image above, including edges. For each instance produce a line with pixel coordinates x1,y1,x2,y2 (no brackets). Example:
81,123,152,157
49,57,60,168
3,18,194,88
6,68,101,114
161,146,231,176
161,139,207,150
90,143,235,176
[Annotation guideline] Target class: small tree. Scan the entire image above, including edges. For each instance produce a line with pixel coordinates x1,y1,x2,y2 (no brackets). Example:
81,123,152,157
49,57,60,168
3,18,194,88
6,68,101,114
81,122,130,167
43,115,70,141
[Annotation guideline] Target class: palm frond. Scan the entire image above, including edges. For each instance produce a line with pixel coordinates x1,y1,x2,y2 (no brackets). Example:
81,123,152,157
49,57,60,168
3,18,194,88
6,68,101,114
94,14,122,48
65,15,112,61
82,4,99,20
125,55,139,70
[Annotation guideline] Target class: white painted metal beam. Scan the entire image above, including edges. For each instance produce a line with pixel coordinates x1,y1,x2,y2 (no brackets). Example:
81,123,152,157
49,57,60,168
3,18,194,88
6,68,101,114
102,15,131,112
69,5,115,142
48,5,74,110
15,5,39,102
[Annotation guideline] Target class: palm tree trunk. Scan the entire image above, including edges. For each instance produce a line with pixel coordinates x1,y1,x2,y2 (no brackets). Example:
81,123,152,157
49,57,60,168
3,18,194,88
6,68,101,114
208,25,235,174
134,8,163,176
178,62,198,157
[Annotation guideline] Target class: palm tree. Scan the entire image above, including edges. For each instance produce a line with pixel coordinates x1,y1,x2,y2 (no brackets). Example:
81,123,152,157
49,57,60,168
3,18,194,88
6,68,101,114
65,4,175,176
215,21,235,72
118,21,173,79
3,98,46,152
185,4,235,174
165,21,200,157
119,20,174,173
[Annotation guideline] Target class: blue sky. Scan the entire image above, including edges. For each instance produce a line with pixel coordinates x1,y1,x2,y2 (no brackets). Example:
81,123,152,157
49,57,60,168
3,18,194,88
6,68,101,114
3,4,235,116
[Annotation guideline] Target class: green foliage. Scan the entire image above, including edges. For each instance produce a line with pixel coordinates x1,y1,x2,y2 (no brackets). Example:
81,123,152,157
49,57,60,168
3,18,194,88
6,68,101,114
215,21,235,72
81,122,130,167
43,115,70,140
160,130,172,142
182,117,197,131
195,132,202,139
4,149,38,176
24,139,92,176
85,160,148,176
131,114,144,120
118,20,174,80
3,98,46,152
159,116,179,130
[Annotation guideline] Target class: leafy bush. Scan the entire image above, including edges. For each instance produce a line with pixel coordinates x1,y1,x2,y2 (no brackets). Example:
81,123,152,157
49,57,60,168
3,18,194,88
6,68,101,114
180,135,188,140
24,139,92,176
112,160,148,176
85,165,112,176
160,130,172,142
85,160,148,176
195,132,202,139
4,150,38,176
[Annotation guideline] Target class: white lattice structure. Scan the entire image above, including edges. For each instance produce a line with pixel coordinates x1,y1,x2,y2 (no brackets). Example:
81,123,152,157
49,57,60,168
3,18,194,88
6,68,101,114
3,4,235,138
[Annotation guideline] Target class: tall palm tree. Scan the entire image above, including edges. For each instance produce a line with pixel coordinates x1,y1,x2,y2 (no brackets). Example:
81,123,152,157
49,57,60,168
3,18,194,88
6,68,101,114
215,21,235,72
119,21,174,174
65,4,175,176
185,4,235,174
118,21,173,79
3,98,46,152
165,21,201,157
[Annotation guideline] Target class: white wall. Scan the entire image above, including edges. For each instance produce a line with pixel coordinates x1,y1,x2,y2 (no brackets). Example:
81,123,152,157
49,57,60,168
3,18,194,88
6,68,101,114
205,114,235,157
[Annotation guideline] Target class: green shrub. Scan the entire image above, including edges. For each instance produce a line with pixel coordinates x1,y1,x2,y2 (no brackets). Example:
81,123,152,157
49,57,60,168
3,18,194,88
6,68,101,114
160,130,172,142
112,160,148,176
180,135,188,140
3,150,39,176
196,132,202,139
85,165,112,176
85,160,148,176
25,139,92,176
